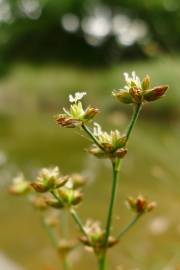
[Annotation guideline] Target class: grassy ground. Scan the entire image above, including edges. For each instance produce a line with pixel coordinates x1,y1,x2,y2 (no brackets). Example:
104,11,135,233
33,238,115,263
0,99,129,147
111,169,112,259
0,56,180,270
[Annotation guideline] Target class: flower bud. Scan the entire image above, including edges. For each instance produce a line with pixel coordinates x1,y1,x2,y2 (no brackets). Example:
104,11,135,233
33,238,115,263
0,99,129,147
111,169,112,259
45,196,64,209
56,114,81,128
126,195,157,214
9,174,31,195
114,148,128,158
143,85,169,102
112,89,133,104
58,188,83,207
141,75,150,90
80,220,118,254
84,106,100,120
87,146,108,159
129,87,143,103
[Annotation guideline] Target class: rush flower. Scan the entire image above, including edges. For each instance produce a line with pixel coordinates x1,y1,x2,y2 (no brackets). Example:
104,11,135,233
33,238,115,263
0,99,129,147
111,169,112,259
80,220,118,254
126,195,157,214
56,92,99,128
31,167,68,193
112,72,168,104
9,174,31,195
88,123,127,159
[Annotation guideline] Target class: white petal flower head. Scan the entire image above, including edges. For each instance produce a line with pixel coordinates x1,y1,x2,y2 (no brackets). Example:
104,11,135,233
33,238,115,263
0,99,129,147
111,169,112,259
124,71,141,90
69,92,87,103
40,167,59,179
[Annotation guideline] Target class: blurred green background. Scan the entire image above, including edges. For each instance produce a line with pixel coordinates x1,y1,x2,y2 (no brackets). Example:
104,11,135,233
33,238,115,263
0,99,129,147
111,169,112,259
0,0,180,270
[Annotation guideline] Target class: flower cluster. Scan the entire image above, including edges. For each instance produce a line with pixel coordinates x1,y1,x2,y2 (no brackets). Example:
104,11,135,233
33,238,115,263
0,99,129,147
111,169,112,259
88,123,127,159
9,174,31,195
112,72,168,104
80,220,118,255
56,92,99,128
10,167,86,210
126,195,157,215
31,167,68,193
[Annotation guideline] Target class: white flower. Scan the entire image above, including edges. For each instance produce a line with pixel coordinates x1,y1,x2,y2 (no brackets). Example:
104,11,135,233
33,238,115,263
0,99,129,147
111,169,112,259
124,71,141,90
69,92,87,103
39,167,59,179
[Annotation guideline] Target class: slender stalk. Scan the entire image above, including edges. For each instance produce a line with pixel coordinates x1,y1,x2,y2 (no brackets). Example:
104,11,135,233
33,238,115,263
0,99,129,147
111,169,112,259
82,123,104,151
42,219,59,247
104,161,120,246
70,208,87,236
98,104,142,270
61,211,69,238
51,190,87,238
63,258,70,270
99,161,121,270
116,214,142,240
125,103,142,141
98,255,107,270
115,103,142,172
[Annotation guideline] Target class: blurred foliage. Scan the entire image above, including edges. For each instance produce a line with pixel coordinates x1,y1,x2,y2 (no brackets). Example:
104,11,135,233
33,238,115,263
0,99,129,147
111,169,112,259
0,0,180,67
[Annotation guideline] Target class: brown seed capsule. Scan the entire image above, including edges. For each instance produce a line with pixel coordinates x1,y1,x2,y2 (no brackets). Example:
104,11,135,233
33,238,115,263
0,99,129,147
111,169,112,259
45,197,64,209
56,114,81,128
143,85,169,102
126,195,157,214
31,181,50,193
114,148,128,158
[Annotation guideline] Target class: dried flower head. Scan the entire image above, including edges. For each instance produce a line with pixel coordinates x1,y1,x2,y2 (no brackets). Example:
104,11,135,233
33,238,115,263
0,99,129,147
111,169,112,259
31,167,68,193
126,195,157,214
112,72,168,104
9,174,31,195
56,92,99,128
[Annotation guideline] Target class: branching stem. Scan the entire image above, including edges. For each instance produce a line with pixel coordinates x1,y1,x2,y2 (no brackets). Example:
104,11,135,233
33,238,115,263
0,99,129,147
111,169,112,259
116,214,142,240
82,123,104,151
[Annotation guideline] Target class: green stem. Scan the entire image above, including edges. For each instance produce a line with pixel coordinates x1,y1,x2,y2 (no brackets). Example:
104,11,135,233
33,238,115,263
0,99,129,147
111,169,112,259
70,208,87,237
82,123,104,151
98,104,142,270
61,211,69,238
51,190,87,238
104,161,120,246
99,161,120,270
116,214,142,240
115,103,142,172
98,255,107,270
125,103,142,141
42,219,59,247
63,258,70,270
